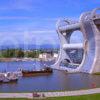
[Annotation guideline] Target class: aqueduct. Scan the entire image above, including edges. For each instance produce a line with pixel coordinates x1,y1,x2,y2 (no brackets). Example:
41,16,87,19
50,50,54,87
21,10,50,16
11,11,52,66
52,8,100,74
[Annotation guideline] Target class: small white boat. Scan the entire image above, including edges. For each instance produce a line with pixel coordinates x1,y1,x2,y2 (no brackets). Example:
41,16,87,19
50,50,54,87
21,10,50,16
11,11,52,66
0,72,18,83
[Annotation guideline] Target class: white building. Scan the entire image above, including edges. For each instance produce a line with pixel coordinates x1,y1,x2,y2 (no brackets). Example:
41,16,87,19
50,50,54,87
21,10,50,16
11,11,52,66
39,53,58,61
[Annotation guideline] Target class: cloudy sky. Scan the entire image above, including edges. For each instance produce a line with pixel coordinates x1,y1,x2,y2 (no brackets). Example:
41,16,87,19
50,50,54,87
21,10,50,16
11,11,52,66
0,0,99,46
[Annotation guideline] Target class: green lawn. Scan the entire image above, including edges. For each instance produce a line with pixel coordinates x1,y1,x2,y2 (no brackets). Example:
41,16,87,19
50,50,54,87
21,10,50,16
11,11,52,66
0,93,100,100
48,93,100,100
0,98,29,100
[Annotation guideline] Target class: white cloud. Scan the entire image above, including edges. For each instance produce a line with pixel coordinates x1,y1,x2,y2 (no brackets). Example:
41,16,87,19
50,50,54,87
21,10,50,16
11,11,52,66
0,0,34,11
0,29,59,45
30,30,55,33
0,16,32,20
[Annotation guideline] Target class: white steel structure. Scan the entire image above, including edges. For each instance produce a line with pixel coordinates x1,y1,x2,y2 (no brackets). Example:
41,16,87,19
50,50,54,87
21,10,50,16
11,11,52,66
52,8,100,74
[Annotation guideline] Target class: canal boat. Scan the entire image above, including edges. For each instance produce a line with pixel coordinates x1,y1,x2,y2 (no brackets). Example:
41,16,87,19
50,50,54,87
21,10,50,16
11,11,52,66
22,67,53,77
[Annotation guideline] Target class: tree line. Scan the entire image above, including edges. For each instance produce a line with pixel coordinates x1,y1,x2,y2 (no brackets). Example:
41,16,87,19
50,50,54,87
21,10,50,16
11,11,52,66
0,49,58,58
0,49,39,58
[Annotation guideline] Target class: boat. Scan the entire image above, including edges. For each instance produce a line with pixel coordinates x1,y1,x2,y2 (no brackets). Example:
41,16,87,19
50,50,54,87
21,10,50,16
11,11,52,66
2,78,18,83
0,72,18,83
22,67,53,77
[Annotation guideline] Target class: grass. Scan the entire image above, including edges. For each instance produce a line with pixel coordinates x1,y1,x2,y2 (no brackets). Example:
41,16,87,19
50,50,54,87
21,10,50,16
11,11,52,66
0,98,29,100
94,72,100,75
0,93,100,100
48,93,100,100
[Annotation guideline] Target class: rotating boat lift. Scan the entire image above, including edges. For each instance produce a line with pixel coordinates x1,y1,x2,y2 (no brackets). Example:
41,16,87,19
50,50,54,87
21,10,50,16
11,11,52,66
52,8,100,74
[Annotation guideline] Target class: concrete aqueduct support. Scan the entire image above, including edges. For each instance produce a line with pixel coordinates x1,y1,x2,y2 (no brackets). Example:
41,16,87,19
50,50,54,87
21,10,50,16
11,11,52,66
52,8,100,74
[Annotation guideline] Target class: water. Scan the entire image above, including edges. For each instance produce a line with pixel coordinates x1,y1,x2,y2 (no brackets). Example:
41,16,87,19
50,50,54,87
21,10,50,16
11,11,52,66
0,61,100,92
0,44,60,50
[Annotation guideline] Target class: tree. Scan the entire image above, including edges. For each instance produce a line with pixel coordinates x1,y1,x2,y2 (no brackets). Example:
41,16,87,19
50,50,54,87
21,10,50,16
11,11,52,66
16,49,24,58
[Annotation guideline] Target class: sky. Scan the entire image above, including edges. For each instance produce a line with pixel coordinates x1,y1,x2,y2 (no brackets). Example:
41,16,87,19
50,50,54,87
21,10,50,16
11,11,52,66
0,0,100,46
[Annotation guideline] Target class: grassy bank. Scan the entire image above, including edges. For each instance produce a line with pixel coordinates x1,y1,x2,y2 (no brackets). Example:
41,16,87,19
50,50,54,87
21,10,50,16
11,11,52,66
0,99,27,100
0,93,100,100
48,93,100,100
94,72,100,75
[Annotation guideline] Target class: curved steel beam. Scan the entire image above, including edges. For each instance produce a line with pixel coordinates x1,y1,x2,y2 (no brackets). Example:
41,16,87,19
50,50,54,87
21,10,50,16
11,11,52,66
52,8,100,74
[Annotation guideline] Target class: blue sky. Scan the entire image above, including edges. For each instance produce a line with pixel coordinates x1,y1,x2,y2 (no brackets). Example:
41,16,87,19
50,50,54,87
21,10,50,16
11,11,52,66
0,0,99,46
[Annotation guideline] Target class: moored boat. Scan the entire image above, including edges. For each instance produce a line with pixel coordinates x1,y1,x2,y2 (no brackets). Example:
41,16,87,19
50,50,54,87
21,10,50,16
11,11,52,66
2,78,18,83
0,72,18,83
22,67,53,77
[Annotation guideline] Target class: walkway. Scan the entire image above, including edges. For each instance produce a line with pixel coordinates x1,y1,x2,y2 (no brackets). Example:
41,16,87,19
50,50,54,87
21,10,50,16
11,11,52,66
0,88,100,98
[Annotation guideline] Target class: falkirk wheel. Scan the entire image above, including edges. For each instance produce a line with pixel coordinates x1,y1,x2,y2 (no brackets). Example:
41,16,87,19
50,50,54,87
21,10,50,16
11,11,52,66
52,8,100,74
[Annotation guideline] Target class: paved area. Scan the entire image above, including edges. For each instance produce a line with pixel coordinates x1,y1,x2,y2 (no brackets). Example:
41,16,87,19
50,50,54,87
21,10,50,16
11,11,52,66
41,88,100,97
0,93,33,99
0,88,100,98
